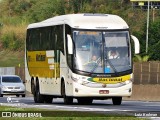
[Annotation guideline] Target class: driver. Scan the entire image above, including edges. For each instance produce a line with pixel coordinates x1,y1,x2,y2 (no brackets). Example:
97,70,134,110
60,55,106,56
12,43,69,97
91,55,98,62
90,54,101,65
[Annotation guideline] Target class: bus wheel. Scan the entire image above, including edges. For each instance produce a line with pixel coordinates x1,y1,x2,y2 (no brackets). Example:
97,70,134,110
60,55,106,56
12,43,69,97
61,81,73,104
112,97,122,105
31,78,35,94
77,98,93,105
34,80,44,103
44,95,53,103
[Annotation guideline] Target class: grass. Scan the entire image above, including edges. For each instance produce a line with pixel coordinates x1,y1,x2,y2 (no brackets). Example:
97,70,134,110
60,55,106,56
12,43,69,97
0,105,149,120
0,50,24,67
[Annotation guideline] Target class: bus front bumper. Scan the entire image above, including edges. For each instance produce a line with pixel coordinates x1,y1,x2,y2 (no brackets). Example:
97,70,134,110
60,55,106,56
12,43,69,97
72,82,132,97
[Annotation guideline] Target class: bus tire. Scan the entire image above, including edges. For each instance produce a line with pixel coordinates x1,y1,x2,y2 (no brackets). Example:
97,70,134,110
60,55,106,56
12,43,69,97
112,97,122,105
61,81,73,104
77,98,93,105
34,80,44,103
31,78,35,94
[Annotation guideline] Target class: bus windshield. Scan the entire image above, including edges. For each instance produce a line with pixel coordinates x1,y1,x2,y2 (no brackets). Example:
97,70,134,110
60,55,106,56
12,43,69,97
72,30,131,74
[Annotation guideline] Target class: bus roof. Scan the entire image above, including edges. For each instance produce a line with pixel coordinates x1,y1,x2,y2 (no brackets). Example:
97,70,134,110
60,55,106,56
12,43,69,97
27,13,129,30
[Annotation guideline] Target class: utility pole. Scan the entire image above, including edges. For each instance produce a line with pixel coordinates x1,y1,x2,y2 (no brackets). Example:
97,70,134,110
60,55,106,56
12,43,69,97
146,0,150,53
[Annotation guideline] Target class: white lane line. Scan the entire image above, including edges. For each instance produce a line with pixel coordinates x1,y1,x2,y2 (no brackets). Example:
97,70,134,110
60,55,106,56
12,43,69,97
55,105,131,112
0,103,132,112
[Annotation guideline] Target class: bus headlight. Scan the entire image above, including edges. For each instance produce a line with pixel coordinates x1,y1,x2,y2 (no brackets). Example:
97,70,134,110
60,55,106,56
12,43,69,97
125,80,132,84
71,75,79,82
71,75,89,85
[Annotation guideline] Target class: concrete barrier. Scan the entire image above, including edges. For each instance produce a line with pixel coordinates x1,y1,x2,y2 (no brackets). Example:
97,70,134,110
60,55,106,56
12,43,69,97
124,85,160,101
0,67,15,75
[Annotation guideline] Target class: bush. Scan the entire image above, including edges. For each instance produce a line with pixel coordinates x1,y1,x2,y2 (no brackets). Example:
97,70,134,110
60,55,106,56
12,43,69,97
0,25,26,50
1,32,22,50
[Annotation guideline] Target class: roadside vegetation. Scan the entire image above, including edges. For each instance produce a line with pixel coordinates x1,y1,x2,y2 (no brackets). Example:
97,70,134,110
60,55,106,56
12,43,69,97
0,0,160,66
0,105,148,120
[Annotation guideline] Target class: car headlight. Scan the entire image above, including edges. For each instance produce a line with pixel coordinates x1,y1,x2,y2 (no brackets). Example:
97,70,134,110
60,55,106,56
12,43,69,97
1,86,8,90
20,86,25,90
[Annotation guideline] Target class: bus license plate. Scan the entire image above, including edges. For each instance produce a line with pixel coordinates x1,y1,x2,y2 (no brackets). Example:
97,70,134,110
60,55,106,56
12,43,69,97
99,90,109,94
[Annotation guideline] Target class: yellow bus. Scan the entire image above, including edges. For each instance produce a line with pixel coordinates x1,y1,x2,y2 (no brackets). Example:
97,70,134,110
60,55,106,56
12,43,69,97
25,13,140,105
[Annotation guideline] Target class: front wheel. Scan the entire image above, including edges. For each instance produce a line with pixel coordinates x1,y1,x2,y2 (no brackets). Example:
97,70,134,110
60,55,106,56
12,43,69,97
112,97,122,105
61,81,73,104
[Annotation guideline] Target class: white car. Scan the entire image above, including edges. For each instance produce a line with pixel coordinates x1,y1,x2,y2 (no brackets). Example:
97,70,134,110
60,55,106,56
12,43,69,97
0,75,25,97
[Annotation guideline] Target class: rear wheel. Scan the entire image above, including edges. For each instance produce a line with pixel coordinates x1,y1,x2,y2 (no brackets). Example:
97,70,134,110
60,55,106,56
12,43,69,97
34,80,44,103
112,97,122,105
31,78,35,94
61,81,73,104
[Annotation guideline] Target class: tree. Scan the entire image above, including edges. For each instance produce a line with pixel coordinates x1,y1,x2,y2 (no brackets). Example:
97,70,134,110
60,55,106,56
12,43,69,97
148,20,160,60
26,0,59,22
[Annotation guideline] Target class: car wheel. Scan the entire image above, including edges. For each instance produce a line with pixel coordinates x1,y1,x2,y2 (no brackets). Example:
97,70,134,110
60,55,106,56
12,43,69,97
16,95,20,97
0,94,3,97
22,95,25,97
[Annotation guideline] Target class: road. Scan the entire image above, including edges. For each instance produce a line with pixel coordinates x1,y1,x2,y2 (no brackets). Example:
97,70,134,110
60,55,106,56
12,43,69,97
0,96,160,119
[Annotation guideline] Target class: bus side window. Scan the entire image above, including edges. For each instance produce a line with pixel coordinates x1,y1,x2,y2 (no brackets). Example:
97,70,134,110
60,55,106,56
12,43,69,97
55,25,64,54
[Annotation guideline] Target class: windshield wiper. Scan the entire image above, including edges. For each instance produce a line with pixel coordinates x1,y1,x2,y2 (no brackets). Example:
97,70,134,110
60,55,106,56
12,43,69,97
90,58,101,73
105,58,119,76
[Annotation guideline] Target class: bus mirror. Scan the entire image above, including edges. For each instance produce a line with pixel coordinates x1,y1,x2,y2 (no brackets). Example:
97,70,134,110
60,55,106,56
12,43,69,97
131,35,140,54
67,34,73,54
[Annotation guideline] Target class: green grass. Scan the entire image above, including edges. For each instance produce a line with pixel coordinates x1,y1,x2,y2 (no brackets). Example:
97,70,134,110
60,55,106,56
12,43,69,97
0,50,24,67
0,105,148,120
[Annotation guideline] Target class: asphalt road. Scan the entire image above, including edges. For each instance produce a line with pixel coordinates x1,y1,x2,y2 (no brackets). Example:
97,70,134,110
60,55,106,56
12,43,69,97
0,96,160,119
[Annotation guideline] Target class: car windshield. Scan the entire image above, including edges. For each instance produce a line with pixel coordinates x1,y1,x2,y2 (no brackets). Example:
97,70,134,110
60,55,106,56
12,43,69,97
72,30,131,74
2,76,22,83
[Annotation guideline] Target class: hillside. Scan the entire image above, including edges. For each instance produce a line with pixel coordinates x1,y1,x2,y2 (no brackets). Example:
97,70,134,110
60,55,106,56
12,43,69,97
0,50,24,67
0,0,160,67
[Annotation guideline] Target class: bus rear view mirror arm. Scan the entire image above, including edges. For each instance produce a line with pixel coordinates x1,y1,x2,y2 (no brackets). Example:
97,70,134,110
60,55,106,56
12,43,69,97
67,34,73,54
131,35,140,54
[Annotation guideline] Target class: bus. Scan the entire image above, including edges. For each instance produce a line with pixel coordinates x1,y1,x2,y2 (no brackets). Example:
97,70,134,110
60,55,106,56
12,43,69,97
25,13,140,105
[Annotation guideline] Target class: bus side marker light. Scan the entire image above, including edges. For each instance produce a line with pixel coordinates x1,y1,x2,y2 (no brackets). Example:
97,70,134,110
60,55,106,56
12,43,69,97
129,88,132,93
75,88,78,93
